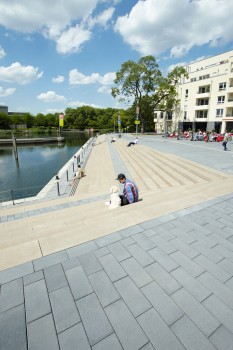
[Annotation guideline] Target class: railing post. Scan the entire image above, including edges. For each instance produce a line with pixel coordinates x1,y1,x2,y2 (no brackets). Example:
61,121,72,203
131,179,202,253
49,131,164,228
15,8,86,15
11,189,15,205
56,182,60,196
66,170,69,182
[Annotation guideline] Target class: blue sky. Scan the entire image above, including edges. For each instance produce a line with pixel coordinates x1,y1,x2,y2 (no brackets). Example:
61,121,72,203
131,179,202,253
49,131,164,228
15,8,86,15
0,0,233,116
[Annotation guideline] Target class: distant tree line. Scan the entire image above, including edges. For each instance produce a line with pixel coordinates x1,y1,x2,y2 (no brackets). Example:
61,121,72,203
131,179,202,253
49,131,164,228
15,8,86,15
0,56,188,133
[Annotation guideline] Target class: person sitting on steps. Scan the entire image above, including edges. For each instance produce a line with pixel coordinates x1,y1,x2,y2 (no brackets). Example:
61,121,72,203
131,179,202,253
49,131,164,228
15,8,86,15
127,137,139,147
116,173,139,206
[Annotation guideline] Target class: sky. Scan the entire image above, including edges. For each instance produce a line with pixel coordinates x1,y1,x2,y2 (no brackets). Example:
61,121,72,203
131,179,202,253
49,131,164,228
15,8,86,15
0,0,233,116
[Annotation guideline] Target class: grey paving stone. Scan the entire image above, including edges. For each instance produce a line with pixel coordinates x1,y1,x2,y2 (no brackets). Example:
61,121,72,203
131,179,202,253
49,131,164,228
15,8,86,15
217,258,233,275
213,244,233,262
139,218,163,230
158,230,176,241
65,265,93,300
188,229,216,247
171,267,211,302
25,279,51,323
209,325,233,350
95,232,122,247
170,230,197,244
140,343,155,350
114,276,152,317
197,271,233,309
98,254,127,282
62,257,80,271
148,247,178,272
132,233,156,251
143,228,160,237
58,323,91,350
78,252,102,275
93,246,110,257
49,285,80,333
127,243,155,267
120,237,135,247
146,262,181,295
171,315,216,350
170,251,204,277
108,241,131,261
27,313,59,350
190,241,223,263
105,299,148,350
23,270,44,285
171,288,220,337
194,254,231,282
170,238,200,259
0,278,24,313
121,257,152,288
142,281,183,325
137,308,185,350
225,277,233,290
0,304,27,350
92,333,123,350
150,235,178,254
118,224,144,238
76,293,113,346
89,270,120,307
0,261,33,284
33,251,68,271
66,240,98,258
44,263,67,292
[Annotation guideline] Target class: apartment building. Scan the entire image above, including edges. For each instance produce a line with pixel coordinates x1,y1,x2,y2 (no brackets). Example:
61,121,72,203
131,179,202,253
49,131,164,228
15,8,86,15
154,50,233,133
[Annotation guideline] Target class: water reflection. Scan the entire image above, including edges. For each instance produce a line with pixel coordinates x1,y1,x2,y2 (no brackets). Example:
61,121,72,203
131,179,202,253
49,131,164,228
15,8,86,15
0,132,89,200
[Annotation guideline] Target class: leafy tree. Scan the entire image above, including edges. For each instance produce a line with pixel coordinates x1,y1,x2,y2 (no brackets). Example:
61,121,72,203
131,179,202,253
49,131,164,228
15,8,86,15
112,56,188,132
0,112,11,129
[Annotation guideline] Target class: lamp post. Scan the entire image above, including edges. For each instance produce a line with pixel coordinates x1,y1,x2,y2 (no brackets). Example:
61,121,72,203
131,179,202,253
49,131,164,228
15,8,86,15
136,105,139,135
114,116,116,133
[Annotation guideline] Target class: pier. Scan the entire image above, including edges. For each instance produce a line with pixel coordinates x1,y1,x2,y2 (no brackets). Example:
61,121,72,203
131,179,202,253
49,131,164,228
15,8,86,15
1,134,233,349
0,136,65,145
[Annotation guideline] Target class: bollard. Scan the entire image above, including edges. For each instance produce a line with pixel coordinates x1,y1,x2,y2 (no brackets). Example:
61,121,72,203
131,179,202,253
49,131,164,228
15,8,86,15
11,189,15,205
73,162,75,172
56,182,60,196
66,170,69,182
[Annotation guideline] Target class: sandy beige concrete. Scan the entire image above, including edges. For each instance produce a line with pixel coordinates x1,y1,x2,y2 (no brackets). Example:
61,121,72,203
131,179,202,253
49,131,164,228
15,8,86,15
1,135,233,271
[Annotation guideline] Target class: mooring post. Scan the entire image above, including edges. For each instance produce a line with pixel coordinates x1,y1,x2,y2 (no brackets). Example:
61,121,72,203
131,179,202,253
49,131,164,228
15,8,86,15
66,170,69,182
11,189,15,205
12,133,19,162
56,182,60,196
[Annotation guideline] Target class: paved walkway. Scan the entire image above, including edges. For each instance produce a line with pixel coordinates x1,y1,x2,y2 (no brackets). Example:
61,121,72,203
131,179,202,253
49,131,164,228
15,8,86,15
1,135,233,349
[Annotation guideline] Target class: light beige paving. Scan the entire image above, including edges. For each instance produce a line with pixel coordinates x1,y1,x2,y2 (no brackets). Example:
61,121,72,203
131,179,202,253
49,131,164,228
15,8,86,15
1,135,233,271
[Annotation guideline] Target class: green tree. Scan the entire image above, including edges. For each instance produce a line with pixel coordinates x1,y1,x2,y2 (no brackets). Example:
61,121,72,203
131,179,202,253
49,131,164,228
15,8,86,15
0,112,11,129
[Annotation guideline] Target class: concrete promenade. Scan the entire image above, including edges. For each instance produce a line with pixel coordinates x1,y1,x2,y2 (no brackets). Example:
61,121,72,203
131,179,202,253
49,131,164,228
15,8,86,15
1,134,233,349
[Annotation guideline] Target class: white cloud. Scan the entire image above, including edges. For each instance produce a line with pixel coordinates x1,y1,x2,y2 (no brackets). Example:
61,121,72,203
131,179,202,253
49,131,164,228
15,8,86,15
0,62,43,84
97,86,111,93
0,46,6,59
52,75,65,84
0,86,16,96
115,0,233,58
99,72,116,85
0,1,116,55
69,69,100,84
37,91,66,103
68,100,103,108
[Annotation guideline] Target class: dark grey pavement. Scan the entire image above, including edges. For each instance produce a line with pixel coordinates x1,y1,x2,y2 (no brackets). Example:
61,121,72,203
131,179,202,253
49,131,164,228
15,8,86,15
1,134,233,349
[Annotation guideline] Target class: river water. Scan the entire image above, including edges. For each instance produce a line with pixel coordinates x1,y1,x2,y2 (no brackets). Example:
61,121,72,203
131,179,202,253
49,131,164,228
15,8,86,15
0,132,89,201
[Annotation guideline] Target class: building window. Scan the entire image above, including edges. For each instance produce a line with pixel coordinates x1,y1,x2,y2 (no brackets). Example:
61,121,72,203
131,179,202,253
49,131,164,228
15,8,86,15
191,78,196,82
198,85,210,94
154,113,157,119
184,111,187,120
217,96,225,104
160,112,163,119
216,109,223,117
185,89,188,98
196,98,209,106
219,82,226,90
167,112,172,120
196,110,208,118
199,74,210,80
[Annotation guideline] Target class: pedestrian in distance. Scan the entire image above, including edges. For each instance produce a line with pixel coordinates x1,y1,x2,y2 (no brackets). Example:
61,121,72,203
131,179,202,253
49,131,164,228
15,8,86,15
222,140,227,151
116,173,139,206
127,137,139,147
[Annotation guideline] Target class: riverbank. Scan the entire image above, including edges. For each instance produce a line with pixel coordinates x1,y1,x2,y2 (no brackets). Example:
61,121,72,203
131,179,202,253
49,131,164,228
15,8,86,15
0,137,65,145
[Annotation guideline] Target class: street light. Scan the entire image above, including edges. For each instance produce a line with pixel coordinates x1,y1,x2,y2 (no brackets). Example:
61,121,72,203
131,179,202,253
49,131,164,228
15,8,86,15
136,105,139,135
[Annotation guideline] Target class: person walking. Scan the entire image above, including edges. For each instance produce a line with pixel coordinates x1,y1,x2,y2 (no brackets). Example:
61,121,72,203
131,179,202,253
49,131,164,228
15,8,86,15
127,137,139,147
116,173,139,206
222,140,228,151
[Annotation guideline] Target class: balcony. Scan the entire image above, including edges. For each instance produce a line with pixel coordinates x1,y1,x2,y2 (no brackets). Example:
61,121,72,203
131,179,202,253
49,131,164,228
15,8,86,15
195,105,209,110
196,92,210,98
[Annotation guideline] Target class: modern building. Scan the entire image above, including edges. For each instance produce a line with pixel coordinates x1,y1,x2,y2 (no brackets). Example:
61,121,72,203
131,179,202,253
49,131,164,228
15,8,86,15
0,105,8,114
154,50,233,134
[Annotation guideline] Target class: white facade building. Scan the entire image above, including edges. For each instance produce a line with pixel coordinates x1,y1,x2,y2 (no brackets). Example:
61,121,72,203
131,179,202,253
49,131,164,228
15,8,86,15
176,50,233,133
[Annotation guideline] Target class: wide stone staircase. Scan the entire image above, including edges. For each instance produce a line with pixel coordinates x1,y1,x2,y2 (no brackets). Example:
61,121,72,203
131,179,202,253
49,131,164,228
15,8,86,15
1,136,233,271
